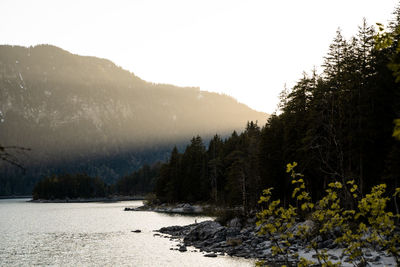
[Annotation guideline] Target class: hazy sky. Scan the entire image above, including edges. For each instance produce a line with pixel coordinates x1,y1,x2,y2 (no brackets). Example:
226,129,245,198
0,0,398,113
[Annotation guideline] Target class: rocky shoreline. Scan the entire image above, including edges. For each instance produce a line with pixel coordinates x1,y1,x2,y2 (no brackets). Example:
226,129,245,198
125,203,397,266
155,219,396,266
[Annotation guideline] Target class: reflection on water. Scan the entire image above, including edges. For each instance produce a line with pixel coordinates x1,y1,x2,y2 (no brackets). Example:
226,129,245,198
0,199,254,266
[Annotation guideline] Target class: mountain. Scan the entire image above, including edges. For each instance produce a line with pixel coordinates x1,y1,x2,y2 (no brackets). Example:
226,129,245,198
0,44,267,195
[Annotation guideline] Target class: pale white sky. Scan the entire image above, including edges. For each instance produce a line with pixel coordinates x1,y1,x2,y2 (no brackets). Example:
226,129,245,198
0,0,398,113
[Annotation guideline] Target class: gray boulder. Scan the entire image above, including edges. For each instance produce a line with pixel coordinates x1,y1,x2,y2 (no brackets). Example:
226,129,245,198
184,221,224,243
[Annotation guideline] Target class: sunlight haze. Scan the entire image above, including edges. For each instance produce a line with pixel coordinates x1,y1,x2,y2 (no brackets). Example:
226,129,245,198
2,2,400,265
0,0,398,113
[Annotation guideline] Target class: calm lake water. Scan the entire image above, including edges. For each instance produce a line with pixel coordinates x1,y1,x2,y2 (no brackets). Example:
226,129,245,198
0,199,254,266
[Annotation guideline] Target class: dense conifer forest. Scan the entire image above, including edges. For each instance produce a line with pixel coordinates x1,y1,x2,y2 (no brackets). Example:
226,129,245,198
128,15,400,212
114,163,161,196
32,173,107,200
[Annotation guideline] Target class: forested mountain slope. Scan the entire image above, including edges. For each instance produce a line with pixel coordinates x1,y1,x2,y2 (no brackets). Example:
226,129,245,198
0,45,267,195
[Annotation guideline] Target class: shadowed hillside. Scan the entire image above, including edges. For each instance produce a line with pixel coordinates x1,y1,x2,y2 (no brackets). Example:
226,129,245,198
0,45,267,195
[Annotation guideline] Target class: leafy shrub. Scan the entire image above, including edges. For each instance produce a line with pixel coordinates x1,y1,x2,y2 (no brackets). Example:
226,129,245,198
256,162,400,266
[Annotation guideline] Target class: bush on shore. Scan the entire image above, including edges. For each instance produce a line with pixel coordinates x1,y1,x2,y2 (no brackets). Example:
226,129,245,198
256,162,400,267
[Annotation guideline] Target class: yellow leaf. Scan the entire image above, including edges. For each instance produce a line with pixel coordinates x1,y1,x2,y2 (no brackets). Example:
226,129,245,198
393,119,400,140
394,188,400,197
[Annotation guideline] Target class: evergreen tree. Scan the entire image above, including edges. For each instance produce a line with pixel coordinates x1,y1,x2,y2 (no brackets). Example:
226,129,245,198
207,135,224,203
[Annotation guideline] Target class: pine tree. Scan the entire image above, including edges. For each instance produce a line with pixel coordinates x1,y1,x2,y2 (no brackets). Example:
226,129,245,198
207,135,224,203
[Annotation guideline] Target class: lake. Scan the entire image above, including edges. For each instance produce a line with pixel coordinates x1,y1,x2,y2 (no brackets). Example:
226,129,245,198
0,199,254,266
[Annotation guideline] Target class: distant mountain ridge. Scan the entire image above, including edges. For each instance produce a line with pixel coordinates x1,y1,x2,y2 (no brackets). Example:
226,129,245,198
0,44,267,195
